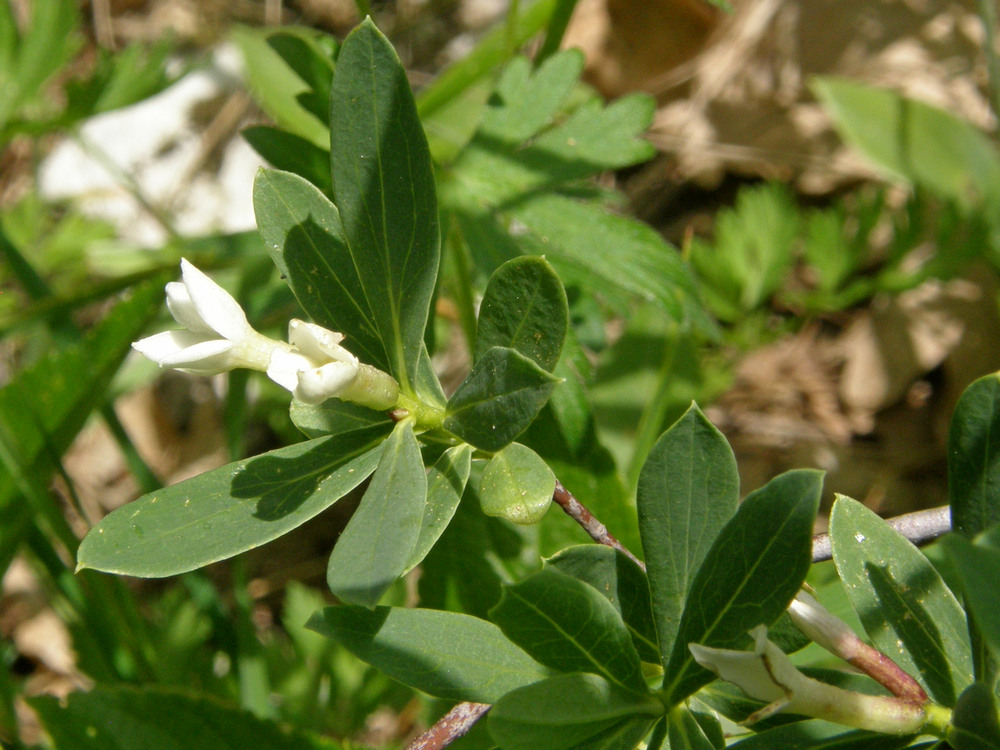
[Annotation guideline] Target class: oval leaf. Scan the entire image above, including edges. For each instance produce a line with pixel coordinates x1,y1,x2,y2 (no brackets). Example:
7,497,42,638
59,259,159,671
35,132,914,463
490,566,647,694
830,495,972,706
444,346,560,452
637,403,739,669
78,426,388,577
949,374,1000,538
479,442,554,525
663,469,822,705
307,605,548,703
475,255,568,372
488,673,661,750
327,421,426,607
329,19,439,391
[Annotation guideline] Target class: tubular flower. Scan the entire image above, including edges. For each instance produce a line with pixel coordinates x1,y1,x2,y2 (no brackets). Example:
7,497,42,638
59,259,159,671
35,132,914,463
688,626,946,736
132,259,398,408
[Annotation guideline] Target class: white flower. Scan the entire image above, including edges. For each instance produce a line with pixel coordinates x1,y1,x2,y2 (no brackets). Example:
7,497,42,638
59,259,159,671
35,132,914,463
132,260,395,407
688,626,938,735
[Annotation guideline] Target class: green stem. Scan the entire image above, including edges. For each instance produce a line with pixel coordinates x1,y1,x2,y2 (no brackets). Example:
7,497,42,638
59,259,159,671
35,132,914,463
976,0,1000,127
447,222,479,356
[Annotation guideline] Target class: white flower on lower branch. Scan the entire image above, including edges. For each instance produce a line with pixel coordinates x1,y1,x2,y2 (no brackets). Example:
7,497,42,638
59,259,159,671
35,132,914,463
133,259,398,409
688,626,949,736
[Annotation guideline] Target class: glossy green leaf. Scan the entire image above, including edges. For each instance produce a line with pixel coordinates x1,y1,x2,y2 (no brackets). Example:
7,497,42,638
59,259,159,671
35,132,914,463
242,125,333,196
488,673,660,750
814,77,1000,208
444,346,560,451
490,566,648,693
667,706,722,750
948,682,1000,750
943,533,1000,663
29,685,338,750
479,442,554,525
254,169,385,370
327,421,426,607
475,255,568,372
77,426,387,577
289,398,393,440
663,469,822,705
727,719,915,749
637,403,739,669
307,605,548,703
949,374,1000,538
0,279,165,574
328,19,439,392
830,495,972,705
548,545,659,663
403,443,472,574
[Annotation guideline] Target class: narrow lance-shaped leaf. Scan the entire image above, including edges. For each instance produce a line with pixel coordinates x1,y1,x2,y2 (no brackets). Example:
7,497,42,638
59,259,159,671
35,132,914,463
662,469,822,706
490,566,648,694
78,425,388,577
327,420,426,607
329,19,440,392
475,255,568,372
403,443,472,574
638,404,739,669
949,374,1000,538
308,605,549,704
831,494,972,706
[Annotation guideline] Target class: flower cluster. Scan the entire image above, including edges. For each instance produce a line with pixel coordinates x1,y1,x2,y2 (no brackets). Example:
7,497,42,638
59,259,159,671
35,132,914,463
133,259,398,409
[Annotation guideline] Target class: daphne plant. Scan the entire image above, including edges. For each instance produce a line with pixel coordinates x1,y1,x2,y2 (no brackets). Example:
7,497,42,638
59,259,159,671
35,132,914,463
70,16,1000,750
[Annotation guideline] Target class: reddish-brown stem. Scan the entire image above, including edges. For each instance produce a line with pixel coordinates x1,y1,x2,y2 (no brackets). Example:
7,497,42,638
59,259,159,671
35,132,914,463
552,481,646,571
405,702,490,750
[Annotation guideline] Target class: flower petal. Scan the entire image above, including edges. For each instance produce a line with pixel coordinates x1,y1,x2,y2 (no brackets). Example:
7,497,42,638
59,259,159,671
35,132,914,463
133,330,209,364
159,339,235,374
179,258,251,341
288,319,356,364
165,282,213,335
294,361,359,405
265,348,317,392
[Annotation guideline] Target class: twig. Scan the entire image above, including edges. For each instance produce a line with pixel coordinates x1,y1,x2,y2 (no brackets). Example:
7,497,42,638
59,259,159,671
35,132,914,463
405,702,490,750
811,505,951,563
552,481,646,571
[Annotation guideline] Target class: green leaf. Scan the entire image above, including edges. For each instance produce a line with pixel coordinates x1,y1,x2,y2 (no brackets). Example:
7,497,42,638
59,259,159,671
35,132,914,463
77,426,387,577
289,398,392,440
0,279,166,574
403,443,472,574
944,533,1000,664
327,421,426,607
479,442,555,525
548,545,659,664
488,673,661,750
242,126,333,196
813,77,1000,209
663,469,822,705
475,255,568,372
506,193,711,333
830,495,972,705
307,605,549,703
29,685,338,750
726,719,915,749
667,706,722,750
637,403,739,669
444,346,560,452
266,29,335,124
328,19,439,392
949,682,1000,750
949,374,1000,538
254,169,386,371
490,566,648,693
